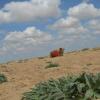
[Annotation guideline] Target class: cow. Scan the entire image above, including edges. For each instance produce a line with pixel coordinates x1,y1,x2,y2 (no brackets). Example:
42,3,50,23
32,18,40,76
50,48,64,57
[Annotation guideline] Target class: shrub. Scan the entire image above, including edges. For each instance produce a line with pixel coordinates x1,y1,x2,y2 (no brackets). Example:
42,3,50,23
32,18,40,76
86,63,92,66
38,57,45,59
22,73,100,100
92,48,100,51
45,63,59,68
46,61,52,63
0,74,7,84
81,48,89,51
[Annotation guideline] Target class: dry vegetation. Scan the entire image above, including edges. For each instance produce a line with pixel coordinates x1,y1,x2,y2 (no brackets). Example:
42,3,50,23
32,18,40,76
0,47,100,100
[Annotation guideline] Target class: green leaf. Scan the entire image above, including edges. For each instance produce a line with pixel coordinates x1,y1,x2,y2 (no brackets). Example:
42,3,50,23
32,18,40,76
22,73,100,100
77,83,85,93
84,74,92,89
0,74,7,84
84,89,94,99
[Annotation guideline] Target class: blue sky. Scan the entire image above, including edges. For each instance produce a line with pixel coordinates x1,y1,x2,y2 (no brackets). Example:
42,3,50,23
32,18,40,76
0,0,100,63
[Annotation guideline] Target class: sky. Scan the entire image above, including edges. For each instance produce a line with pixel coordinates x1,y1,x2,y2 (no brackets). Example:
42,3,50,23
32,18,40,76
0,0,100,63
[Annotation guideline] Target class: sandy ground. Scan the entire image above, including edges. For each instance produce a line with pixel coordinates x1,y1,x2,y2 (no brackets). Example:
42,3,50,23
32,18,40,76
0,48,100,100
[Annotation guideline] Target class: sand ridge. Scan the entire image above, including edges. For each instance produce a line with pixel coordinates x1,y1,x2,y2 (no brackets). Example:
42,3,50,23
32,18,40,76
0,48,100,100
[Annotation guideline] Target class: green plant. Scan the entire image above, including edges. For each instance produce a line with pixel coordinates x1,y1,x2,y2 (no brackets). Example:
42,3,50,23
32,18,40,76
45,63,59,68
0,74,7,84
22,73,100,100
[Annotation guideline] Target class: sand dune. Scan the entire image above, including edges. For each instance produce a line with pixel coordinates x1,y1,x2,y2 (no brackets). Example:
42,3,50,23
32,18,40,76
0,48,100,100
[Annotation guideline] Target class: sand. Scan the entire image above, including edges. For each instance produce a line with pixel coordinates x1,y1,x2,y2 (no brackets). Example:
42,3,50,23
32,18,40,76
0,48,100,100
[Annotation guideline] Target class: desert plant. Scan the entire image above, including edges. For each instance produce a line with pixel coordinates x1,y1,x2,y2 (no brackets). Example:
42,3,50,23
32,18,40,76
81,48,89,51
92,48,100,51
0,74,7,84
22,73,100,100
86,63,92,66
46,61,52,63
45,63,59,68
38,57,45,59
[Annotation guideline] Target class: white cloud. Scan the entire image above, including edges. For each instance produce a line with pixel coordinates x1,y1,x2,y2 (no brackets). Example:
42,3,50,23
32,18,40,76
0,0,60,23
49,16,89,49
0,1,100,58
83,0,90,3
87,19,100,34
49,2,100,39
49,2,100,47
50,16,87,35
2,26,53,53
50,17,80,30
68,3,100,19
88,19,100,30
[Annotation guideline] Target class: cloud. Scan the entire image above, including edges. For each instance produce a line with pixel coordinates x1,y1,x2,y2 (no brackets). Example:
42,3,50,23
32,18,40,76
50,17,80,30
82,0,90,3
50,2,100,34
1,26,53,53
68,3,100,19
49,16,89,49
88,19,100,30
49,2,100,48
87,19,100,34
0,0,60,23
0,1,100,59
50,16,87,35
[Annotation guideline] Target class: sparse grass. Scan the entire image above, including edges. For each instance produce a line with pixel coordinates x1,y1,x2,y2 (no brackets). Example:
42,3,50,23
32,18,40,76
22,73,100,100
46,61,52,63
1,65,7,68
92,48,100,51
45,63,59,68
86,63,92,66
81,48,89,51
0,74,7,84
23,59,29,62
17,60,23,63
38,57,45,59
